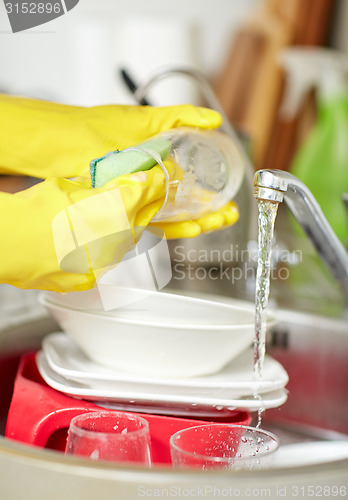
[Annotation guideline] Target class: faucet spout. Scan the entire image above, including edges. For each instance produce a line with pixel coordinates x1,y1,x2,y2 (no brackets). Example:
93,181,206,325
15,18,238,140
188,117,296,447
254,169,348,306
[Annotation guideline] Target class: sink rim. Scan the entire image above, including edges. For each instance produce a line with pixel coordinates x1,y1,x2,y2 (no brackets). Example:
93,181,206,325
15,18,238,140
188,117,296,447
1,434,348,482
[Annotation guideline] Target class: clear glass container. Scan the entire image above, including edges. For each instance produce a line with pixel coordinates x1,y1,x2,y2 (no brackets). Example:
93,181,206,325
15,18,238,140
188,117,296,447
132,127,244,223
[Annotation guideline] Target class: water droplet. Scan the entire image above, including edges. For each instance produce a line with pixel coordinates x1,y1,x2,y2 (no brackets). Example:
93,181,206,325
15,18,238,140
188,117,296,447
121,428,127,435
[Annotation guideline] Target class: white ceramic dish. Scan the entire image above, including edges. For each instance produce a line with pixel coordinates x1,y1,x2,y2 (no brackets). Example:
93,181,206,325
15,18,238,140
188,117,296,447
36,351,288,413
39,291,276,378
42,332,288,397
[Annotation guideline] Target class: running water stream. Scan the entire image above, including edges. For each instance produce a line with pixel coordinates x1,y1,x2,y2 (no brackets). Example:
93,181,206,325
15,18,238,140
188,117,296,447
253,200,279,428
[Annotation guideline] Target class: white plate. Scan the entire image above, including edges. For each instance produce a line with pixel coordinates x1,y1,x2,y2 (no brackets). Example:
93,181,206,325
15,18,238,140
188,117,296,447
42,332,288,398
36,351,288,413
40,291,276,378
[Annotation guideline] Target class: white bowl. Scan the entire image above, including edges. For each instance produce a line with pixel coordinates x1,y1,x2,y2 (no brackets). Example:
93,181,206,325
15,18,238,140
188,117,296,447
39,291,274,378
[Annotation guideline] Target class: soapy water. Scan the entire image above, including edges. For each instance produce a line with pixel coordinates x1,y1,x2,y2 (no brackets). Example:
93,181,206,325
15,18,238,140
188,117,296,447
254,200,279,428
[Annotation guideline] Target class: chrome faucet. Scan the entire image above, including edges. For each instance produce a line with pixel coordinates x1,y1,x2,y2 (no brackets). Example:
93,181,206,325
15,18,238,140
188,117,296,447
254,169,348,309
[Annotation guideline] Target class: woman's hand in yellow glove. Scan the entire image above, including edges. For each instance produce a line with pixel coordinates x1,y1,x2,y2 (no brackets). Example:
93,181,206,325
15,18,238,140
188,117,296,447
0,169,167,293
0,94,222,178
0,166,238,293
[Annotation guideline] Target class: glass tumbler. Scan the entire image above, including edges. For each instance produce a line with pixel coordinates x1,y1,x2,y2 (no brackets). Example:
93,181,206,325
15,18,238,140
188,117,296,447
170,424,279,471
65,411,151,466
131,126,244,223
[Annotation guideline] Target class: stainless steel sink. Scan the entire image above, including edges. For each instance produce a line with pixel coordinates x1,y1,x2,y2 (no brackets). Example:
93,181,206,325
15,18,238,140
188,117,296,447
265,308,348,438
0,303,347,500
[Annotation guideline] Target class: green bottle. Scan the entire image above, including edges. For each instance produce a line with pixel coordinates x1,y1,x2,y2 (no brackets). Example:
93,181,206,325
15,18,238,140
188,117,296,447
280,48,348,243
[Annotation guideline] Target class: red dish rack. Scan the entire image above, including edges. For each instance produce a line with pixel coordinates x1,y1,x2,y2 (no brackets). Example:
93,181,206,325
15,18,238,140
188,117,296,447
5,353,251,465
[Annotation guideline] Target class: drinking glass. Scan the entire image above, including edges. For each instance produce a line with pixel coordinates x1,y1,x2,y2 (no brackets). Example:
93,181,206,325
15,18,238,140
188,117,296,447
130,127,244,223
170,424,279,470
65,411,151,466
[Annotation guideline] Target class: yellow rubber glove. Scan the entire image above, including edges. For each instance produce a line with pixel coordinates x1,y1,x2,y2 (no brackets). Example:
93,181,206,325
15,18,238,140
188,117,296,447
151,202,239,239
0,95,239,293
0,94,221,178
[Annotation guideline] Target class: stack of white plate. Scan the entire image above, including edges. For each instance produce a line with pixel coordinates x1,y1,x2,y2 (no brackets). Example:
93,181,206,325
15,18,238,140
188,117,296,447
37,333,288,416
37,291,289,416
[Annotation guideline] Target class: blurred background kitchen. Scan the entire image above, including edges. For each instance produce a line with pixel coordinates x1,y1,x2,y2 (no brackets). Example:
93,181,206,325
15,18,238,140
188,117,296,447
1,0,348,320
